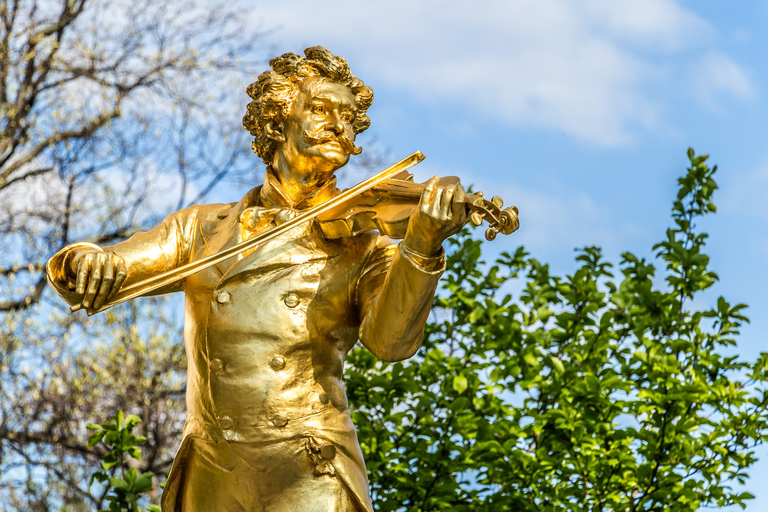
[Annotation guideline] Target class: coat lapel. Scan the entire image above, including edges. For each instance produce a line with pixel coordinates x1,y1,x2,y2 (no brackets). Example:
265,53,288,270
198,186,261,277
218,220,325,286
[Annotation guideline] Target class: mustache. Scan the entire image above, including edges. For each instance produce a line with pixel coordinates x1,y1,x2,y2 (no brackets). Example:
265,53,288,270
303,130,363,155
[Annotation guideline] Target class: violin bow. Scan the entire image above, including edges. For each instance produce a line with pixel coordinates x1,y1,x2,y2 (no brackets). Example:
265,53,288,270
72,151,426,315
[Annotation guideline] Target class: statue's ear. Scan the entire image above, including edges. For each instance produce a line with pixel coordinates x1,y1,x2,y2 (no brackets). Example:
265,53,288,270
265,121,286,143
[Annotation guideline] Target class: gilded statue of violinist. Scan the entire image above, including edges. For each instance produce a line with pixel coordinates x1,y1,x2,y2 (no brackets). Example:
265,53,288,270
46,46,518,511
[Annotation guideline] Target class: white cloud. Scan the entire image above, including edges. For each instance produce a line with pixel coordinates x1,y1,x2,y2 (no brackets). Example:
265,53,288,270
721,165,768,221
718,163,768,265
580,0,712,52
250,0,752,146
487,182,620,252
690,51,754,107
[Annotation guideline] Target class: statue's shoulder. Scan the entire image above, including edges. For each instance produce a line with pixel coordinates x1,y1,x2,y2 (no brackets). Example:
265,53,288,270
189,202,238,222
181,186,261,227
162,202,235,234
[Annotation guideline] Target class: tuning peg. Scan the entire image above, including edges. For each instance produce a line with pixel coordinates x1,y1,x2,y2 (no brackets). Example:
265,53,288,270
498,207,520,234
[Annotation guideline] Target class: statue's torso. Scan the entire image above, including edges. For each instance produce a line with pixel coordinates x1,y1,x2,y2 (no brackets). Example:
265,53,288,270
180,204,377,443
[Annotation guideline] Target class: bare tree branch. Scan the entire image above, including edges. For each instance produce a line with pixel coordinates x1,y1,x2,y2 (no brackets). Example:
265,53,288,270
0,0,266,506
0,275,46,311
0,261,44,277
0,165,51,190
0,106,121,184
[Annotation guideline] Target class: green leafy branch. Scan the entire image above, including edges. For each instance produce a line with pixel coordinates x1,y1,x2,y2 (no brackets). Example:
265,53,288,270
346,148,768,512
87,411,161,512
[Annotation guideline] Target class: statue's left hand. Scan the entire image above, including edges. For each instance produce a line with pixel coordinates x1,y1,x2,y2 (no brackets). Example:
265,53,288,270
67,249,128,310
402,176,468,257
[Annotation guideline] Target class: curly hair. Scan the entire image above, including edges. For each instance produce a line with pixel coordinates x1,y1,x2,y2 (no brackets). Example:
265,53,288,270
242,46,374,165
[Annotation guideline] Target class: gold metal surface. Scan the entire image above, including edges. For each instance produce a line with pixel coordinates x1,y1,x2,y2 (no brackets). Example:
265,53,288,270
46,46,519,512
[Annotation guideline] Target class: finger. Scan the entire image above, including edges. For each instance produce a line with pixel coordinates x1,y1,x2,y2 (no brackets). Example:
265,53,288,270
113,257,128,297
453,184,467,224
430,188,445,217
420,176,439,212
83,253,105,308
441,185,456,218
454,183,465,204
75,254,92,296
93,255,115,310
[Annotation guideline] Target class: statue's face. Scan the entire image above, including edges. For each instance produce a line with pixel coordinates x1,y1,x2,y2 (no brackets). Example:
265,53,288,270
279,77,357,172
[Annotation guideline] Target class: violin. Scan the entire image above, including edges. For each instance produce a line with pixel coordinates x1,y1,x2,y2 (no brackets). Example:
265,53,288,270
73,151,519,314
317,170,519,242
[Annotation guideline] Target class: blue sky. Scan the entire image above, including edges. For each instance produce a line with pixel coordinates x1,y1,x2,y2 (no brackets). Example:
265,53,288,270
242,0,768,507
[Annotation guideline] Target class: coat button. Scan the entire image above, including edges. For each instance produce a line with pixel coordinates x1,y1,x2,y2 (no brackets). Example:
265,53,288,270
320,444,336,460
270,356,286,371
216,291,231,304
271,412,289,428
283,293,299,308
218,415,234,430
210,358,224,373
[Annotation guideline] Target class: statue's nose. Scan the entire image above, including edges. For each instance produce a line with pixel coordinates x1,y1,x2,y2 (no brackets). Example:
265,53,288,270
325,111,344,135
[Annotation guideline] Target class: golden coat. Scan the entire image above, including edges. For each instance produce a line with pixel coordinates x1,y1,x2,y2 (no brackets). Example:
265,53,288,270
47,175,444,511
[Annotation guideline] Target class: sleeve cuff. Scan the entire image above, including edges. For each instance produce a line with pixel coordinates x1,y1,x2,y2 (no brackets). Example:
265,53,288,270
398,242,446,274
46,242,103,284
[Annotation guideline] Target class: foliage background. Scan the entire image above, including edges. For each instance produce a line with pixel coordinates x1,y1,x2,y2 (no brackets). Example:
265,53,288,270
347,152,768,511
0,0,262,508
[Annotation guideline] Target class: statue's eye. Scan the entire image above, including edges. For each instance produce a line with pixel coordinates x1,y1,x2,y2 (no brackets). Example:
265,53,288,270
312,104,325,115
341,111,354,123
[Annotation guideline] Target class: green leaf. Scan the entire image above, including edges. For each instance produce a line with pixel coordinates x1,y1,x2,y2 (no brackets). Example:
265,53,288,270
134,471,155,493
549,355,565,375
109,477,129,491
522,352,539,369
101,459,118,472
453,375,468,394
88,431,105,447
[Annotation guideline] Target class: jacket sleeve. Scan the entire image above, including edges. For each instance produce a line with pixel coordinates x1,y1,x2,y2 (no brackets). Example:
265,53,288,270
355,236,445,362
46,206,202,307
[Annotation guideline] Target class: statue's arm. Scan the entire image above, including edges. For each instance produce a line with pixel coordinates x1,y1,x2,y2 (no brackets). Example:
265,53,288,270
355,237,445,362
47,206,202,309
356,176,468,361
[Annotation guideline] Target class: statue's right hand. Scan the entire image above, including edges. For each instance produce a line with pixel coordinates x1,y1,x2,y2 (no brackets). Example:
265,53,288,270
68,249,127,310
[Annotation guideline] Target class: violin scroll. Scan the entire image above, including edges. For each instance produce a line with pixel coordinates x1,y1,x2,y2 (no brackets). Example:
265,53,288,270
466,192,520,241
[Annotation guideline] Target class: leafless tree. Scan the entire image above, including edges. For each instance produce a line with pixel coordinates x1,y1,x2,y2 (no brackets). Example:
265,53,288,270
0,0,266,507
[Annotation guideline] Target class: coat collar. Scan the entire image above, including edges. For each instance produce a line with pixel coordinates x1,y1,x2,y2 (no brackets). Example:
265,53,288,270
259,167,338,209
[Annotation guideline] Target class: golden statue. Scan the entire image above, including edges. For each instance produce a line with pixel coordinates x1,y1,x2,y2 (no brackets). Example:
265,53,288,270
46,46,518,511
